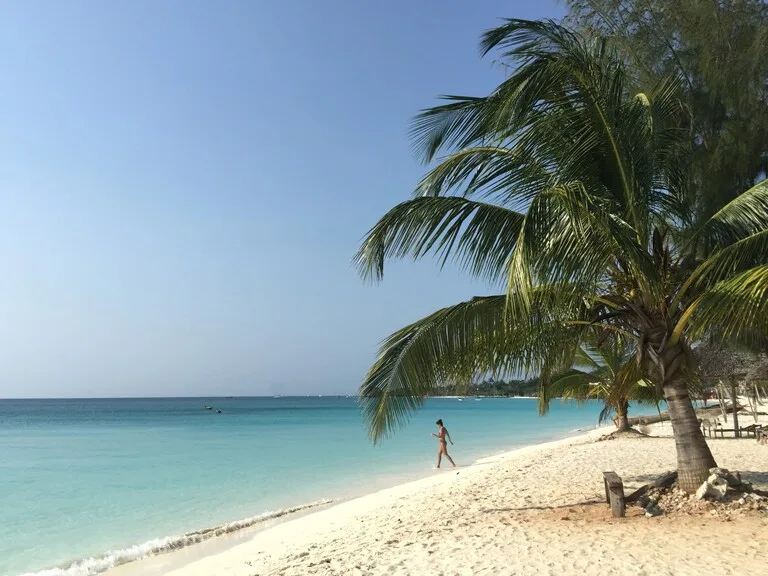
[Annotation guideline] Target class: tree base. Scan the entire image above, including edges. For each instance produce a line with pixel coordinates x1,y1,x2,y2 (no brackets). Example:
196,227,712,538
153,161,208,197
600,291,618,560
598,428,649,441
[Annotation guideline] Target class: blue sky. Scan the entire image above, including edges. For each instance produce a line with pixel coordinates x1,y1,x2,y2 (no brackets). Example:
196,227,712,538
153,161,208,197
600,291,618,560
0,1,562,397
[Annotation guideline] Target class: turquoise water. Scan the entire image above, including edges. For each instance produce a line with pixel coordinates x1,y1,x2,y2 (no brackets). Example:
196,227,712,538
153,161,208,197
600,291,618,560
0,397,652,576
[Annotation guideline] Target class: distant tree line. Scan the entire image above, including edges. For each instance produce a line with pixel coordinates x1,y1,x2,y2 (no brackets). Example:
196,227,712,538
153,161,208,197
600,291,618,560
434,378,541,397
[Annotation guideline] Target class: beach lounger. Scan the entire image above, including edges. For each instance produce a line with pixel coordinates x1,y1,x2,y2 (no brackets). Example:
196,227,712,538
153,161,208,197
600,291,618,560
701,419,717,438
738,424,766,438
707,422,763,439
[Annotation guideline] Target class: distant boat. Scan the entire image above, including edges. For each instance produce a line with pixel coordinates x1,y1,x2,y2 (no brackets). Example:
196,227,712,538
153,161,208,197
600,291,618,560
204,405,213,410
457,398,463,402
216,410,222,414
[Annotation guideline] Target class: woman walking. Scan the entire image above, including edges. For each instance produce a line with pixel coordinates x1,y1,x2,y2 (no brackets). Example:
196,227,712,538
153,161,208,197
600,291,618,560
432,419,455,468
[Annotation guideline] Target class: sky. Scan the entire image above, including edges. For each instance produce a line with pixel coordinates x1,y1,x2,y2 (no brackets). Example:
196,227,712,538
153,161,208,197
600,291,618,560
0,1,563,398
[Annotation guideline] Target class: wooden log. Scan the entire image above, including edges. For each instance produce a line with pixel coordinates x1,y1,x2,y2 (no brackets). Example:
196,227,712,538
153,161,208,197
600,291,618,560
602,471,626,518
625,471,678,503
627,413,669,426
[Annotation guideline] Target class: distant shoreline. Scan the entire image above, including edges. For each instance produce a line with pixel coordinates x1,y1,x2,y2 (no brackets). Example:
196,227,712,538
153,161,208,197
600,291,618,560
430,395,538,399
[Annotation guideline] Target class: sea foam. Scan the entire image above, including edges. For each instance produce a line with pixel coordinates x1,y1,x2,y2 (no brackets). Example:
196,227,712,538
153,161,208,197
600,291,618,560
20,499,332,576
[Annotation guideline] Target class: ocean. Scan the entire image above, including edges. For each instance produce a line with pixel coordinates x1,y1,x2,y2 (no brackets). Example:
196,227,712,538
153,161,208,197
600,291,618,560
0,396,655,576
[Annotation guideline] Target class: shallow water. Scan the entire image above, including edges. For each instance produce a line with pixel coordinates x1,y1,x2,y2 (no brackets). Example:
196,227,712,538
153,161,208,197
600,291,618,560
0,396,655,576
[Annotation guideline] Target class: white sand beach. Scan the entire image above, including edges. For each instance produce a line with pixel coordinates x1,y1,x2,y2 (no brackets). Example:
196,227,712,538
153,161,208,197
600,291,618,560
109,416,768,576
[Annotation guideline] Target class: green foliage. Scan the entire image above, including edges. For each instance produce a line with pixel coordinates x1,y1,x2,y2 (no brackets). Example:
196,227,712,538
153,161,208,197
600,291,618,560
544,338,659,425
565,0,768,222
355,19,768,443
433,377,541,397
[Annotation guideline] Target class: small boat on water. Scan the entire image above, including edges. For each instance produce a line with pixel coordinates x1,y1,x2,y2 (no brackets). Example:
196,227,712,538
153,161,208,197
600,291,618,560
216,410,222,414
204,405,213,410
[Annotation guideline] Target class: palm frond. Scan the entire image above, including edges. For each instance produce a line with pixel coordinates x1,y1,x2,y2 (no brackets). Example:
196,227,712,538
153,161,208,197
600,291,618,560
414,145,548,207
360,284,594,441
699,179,768,246
359,295,508,442
598,402,616,425
572,346,603,371
410,93,520,164
541,331,659,426
479,18,584,60
354,196,524,284
548,369,601,403
676,265,768,344
686,229,768,290
602,359,652,408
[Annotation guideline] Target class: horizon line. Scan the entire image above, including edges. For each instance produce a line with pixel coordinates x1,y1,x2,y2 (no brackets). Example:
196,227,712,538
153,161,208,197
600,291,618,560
0,394,359,401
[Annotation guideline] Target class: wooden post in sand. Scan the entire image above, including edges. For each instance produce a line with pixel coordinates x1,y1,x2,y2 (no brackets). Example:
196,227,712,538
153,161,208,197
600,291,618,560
602,471,626,518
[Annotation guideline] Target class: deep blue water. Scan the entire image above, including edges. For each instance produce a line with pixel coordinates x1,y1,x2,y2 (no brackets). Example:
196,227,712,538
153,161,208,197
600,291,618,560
0,396,653,576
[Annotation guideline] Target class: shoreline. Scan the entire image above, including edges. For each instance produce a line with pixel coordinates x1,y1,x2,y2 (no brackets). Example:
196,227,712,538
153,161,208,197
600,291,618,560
8,397,628,576
125,422,767,576
34,411,767,576
24,500,334,576
105,426,612,576
29,423,606,576
29,398,756,576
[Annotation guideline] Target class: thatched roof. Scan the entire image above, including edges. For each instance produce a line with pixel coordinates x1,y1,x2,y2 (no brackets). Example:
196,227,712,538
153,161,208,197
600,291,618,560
746,355,768,383
691,343,758,380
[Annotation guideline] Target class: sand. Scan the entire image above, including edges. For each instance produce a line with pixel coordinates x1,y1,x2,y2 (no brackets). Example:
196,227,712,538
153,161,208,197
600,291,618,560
108,413,768,576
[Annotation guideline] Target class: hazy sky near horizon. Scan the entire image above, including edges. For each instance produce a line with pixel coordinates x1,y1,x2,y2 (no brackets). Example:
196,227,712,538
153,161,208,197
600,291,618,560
0,1,562,398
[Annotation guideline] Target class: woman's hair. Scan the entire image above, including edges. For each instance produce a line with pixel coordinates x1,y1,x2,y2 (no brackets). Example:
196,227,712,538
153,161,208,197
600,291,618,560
436,419,443,426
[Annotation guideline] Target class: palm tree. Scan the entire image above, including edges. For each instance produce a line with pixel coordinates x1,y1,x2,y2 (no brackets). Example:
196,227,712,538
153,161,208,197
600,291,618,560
544,338,658,432
355,19,768,492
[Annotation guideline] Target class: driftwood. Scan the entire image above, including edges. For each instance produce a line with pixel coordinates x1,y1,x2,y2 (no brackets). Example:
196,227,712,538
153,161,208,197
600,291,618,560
625,471,678,504
627,413,669,426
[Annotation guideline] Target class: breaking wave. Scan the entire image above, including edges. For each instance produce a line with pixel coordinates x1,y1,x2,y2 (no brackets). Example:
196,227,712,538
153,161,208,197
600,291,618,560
20,499,333,576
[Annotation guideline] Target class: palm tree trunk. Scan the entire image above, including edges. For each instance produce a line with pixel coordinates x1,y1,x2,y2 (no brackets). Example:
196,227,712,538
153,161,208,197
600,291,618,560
615,400,630,431
663,376,717,493
646,331,718,493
